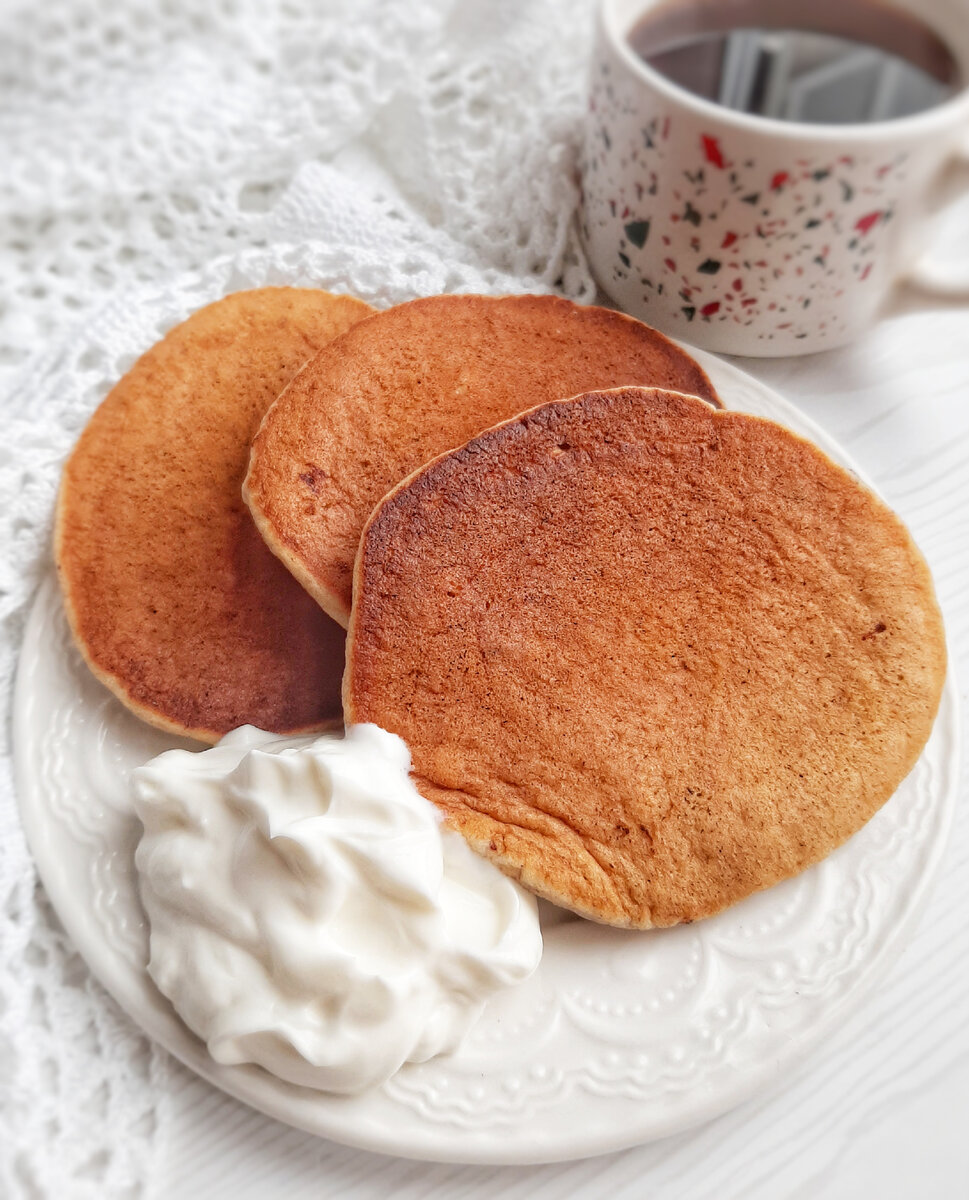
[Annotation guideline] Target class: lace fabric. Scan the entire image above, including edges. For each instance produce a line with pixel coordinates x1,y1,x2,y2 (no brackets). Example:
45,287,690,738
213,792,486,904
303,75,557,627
0,0,597,1194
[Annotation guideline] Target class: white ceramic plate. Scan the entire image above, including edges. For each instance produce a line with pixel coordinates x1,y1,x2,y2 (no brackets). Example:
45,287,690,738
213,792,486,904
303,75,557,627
13,347,958,1165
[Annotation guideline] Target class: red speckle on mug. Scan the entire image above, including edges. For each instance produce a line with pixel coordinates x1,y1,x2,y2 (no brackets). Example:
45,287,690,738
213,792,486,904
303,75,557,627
701,135,726,168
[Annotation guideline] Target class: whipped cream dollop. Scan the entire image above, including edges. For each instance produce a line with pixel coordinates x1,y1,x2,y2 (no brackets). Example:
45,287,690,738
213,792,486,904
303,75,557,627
131,724,542,1094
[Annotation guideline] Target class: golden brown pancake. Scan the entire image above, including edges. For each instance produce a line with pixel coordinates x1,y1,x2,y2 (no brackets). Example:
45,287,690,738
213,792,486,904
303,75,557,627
244,294,719,626
345,388,946,928
56,287,373,743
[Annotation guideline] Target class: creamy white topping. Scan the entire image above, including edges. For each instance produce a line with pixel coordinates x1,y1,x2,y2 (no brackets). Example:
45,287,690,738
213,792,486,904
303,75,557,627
131,724,542,1094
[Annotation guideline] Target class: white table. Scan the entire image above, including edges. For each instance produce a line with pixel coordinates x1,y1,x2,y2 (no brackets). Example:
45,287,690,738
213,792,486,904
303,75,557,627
142,301,968,1200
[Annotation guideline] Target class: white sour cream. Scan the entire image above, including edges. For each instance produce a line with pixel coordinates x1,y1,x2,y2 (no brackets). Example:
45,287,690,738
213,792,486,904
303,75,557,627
132,724,542,1094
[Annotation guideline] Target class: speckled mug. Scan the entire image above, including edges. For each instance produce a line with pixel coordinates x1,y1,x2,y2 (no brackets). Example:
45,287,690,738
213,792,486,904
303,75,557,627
580,0,969,355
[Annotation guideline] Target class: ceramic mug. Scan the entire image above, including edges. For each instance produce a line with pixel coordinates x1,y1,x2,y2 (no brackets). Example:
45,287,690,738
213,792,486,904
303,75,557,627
580,0,969,355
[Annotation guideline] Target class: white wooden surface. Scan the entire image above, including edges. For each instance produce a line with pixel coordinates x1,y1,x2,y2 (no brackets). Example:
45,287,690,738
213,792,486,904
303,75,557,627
148,299,969,1199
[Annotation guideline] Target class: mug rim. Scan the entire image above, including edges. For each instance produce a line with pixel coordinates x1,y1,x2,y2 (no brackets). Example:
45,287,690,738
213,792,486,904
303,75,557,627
599,0,969,143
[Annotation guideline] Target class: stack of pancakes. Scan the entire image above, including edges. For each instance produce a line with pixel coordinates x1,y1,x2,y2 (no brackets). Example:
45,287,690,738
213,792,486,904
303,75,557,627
57,287,946,928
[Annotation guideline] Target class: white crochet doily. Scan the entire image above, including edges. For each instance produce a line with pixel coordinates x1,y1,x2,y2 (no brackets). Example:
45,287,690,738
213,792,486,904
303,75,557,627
0,1,600,1194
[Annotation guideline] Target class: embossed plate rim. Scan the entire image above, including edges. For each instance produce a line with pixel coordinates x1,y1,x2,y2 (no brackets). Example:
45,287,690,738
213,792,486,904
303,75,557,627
13,342,960,1164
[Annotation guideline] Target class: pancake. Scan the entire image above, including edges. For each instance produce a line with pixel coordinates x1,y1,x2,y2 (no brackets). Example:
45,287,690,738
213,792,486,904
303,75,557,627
244,294,719,626
345,387,946,928
56,287,374,743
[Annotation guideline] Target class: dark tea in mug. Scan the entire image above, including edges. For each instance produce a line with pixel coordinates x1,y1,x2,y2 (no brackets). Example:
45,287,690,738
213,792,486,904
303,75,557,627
628,0,960,123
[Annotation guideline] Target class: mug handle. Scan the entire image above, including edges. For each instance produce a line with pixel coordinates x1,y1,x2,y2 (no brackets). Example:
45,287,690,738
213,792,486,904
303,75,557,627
896,134,969,300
